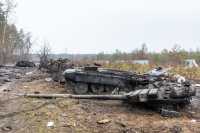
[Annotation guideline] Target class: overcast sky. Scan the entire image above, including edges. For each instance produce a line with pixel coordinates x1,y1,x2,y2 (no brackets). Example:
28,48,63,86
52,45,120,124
15,0,200,54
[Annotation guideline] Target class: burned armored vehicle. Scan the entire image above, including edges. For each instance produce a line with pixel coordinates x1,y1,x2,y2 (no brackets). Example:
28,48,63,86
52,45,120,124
23,66,197,116
46,58,74,82
16,60,36,67
64,66,147,94
20,81,196,116
39,58,74,82
63,66,173,94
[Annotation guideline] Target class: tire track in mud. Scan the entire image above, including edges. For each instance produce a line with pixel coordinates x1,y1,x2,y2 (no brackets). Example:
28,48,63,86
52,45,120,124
0,66,37,132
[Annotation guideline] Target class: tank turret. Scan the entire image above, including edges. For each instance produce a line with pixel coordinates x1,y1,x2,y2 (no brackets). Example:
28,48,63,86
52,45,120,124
18,83,196,116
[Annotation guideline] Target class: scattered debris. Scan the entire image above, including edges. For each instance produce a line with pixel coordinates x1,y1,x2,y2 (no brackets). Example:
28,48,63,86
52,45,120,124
34,91,40,94
194,84,200,87
147,67,170,76
23,86,28,88
115,121,127,128
184,59,199,68
191,119,197,123
3,88,11,92
26,72,33,75
174,74,186,83
45,78,52,82
131,59,149,65
97,119,111,124
15,73,22,79
61,113,68,117
47,121,55,128
4,78,11,82
1,126,12,131
0,66,31,89
170,125,182,133
160,109,181,117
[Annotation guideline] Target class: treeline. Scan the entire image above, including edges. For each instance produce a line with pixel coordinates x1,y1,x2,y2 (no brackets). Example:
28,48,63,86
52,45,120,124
0,1,32,64
96,44,200,65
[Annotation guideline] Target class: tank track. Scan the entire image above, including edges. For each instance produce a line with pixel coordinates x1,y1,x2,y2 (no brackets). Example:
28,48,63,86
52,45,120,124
65,81,128,95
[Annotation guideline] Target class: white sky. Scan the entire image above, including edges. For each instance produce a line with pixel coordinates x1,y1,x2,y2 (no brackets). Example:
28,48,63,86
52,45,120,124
15,0,200,54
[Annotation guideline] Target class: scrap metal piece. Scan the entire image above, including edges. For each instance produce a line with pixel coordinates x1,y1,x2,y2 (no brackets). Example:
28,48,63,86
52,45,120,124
160,109,181,117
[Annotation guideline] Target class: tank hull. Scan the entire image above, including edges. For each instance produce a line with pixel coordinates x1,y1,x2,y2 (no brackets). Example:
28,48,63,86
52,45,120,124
64,67,148,94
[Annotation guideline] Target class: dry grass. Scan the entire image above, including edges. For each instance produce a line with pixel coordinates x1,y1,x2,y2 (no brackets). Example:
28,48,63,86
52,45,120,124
170,67,200,80
104,63,152,73
104,63,200,80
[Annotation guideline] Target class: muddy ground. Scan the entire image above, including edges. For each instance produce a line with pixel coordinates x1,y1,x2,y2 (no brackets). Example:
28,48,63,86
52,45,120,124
0,66,200,133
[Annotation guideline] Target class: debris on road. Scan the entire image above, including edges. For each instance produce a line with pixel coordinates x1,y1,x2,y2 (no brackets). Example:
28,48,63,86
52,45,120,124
26,72,34,75
115,121,127,127
160,109,181,117
45,78,53,82
1,126,12,131
47,121,55,128
191,119,197,123
97,119,111,124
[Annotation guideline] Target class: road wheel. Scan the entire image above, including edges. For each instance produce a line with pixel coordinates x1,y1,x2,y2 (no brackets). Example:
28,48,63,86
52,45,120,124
65,81,76,93
91,84,104,94
105,86,116,93
73,83,88,94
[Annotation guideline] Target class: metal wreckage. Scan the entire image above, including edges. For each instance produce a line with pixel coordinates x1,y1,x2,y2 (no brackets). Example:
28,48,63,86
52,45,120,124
24,59,197,116
39,58,74,82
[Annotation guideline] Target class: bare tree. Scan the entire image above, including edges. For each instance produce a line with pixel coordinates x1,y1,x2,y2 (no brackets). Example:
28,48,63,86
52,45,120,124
0,0,16,64
38,41,51,69
0,1,34,64
17,30,33,60
1,0,16,49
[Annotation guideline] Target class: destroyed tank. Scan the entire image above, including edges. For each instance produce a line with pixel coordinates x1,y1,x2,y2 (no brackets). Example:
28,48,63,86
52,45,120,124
21,82,196,116
63,66,171,94
16,60,36,67
39,58,74,83
46,58,74,82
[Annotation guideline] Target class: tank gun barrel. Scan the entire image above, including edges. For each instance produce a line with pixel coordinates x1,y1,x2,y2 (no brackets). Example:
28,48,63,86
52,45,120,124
17,93,127,100
71,95,127,100
16,85,196,107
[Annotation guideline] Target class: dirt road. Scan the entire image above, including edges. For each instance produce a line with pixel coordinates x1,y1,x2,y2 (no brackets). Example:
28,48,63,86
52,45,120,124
0,67,199,133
